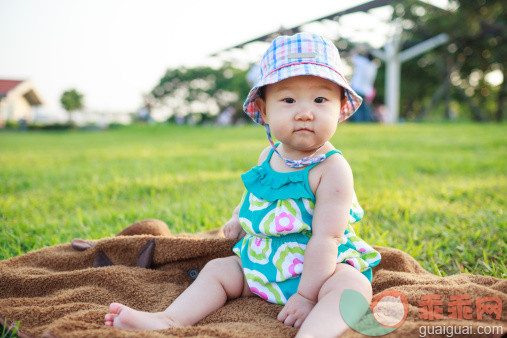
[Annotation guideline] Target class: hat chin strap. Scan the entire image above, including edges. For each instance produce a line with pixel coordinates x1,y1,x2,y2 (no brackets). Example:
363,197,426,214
264,124,326,169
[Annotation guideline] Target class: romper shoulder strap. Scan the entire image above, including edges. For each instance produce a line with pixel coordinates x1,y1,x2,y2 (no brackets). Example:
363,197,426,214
264,142,280,163
324,149,342,157
303,149,343,172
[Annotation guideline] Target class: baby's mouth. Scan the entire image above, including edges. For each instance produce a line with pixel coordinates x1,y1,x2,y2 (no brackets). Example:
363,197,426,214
295,128,313,133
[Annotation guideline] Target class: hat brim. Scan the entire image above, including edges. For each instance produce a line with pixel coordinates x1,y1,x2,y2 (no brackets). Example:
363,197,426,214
243,62,363,125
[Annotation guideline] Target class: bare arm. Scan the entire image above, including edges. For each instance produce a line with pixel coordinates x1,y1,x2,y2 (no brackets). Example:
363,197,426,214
277,156,354,327
297,156,354,300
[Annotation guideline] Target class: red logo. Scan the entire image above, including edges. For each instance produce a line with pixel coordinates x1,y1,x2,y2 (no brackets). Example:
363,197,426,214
370,290,409,328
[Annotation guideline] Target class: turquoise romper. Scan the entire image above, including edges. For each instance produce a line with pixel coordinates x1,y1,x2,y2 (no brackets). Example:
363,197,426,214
233,147,381,305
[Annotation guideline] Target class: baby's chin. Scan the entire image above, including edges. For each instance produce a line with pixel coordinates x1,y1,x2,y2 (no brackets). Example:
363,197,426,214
284,143,326,154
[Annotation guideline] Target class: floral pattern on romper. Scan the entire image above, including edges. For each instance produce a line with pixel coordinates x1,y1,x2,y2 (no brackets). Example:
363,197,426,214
233,146,381,305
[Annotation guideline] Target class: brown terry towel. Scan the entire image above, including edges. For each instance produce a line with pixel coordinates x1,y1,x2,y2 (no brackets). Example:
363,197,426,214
0,223,505,337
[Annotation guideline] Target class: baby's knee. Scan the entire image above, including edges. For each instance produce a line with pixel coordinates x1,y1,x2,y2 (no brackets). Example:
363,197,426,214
318,265,372,302
201,256,243,280
202,257,230,275
201,256,245,298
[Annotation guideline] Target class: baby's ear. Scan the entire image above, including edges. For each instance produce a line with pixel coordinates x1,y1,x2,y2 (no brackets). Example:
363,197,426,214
255,97,267,122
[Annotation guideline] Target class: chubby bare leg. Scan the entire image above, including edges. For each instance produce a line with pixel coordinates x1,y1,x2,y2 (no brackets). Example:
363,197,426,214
296,263,373,338
105,255,252,330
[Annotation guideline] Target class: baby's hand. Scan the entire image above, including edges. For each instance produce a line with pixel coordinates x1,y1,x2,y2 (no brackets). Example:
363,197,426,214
277,292,316,328
223,217,246,240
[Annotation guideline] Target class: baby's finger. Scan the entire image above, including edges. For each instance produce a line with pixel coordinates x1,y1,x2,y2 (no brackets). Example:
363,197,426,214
294,318,304,329
277,308,287,322
283,314,297,327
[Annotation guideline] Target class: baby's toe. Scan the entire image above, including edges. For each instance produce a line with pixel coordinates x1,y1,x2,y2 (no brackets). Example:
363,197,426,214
105,313,115,322
109,302,124,314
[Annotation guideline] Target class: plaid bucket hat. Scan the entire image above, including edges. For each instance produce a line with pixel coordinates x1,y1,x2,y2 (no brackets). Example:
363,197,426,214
243,32,362,124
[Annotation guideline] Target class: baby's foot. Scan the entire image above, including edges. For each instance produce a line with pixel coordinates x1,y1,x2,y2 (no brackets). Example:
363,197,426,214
104,303,181,330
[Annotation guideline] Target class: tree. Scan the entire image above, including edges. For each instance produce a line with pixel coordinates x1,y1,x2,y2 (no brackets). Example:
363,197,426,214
391,0,505,121
151,64,251,124
60,89,84,124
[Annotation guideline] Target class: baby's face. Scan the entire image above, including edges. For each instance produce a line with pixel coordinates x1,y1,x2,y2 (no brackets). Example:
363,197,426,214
255,75,342,153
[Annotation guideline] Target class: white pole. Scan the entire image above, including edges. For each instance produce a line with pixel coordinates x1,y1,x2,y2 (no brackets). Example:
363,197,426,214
400,33,450,62
384,23,402,124
363,26,450,124
385,54,401,124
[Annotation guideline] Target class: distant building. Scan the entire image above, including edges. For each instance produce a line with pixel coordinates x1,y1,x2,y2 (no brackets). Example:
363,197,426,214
0,79,44,126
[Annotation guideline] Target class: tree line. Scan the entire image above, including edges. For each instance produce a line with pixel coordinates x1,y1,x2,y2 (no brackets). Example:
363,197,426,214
149,0,504,123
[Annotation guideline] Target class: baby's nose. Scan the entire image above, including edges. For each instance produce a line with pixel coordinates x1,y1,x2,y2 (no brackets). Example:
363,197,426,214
296,108,314,121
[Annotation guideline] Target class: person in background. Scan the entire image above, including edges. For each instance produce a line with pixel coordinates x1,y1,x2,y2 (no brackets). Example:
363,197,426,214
349,49,378,122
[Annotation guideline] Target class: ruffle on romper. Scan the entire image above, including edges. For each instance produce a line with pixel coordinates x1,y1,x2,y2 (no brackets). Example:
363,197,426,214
241,164,314,202
337,224,381,272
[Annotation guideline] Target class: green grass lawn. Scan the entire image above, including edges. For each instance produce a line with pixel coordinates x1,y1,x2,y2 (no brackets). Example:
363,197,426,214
0,122,505,278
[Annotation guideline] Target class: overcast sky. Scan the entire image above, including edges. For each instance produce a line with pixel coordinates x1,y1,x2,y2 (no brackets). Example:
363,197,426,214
0,0,406,113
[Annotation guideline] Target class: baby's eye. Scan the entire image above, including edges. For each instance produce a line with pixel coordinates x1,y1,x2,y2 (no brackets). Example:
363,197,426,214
314,97,326,103
282,98,295,103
